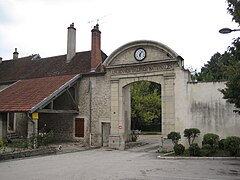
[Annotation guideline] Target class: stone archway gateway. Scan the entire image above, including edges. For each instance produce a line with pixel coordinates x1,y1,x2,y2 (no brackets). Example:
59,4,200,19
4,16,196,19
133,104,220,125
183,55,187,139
103,40,185,150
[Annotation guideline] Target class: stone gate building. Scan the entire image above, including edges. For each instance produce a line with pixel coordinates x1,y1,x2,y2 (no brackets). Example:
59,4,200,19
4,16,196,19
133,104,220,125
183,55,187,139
0,24,239,149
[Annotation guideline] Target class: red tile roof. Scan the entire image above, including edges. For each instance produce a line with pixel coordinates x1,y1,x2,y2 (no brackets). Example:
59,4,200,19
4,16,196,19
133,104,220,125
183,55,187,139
0,74,79,112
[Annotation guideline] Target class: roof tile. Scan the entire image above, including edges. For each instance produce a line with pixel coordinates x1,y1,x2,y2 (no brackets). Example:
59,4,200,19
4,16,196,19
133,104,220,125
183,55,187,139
0,74,78,112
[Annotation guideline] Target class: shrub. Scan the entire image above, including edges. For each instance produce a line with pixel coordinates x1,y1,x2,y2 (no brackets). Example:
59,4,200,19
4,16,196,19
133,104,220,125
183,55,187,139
184,128,201,145
189,143,201,156
201,144,212,156
218,139,225,150
131,130,141,142
29,130,55,148
0,140,3,149
224,136,240,156
38,130,54,146
167,132,181,145
174,144,185,155
202,133,219,152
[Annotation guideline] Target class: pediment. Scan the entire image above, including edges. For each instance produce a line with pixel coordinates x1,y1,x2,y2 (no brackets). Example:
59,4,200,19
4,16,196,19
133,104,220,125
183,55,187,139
104,40,182,68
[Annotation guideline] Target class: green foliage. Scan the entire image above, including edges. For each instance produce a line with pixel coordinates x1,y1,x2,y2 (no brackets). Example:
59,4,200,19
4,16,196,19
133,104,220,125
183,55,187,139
196,1,240,112
196,53,228,81
224,136,240,156
189,143,201,156
130,130,141,142
226,0,240,25
173,144,185,155
201,144,213,157
29,130,54,148
0,140,3,149
184,128,200,145
131,81,161,129
0,140,6,152
15,139,29,149
167,132,181,145
202,133,219,152
38,130,54,146
218,139,225,150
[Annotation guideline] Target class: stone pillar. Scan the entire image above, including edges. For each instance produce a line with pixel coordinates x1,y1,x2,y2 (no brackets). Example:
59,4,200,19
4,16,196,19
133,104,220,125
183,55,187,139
161,75,175,136
109,80,123,149
0,113,7,141
27,119,39,138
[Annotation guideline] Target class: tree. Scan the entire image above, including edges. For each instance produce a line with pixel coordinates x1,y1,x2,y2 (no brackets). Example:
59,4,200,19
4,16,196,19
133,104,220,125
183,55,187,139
167,131,181,145
131,81,161,130
197,1,240,112
220,1,240,112
219,38,240,112
184,128,200,145
196,52,227,81
226,0,240,24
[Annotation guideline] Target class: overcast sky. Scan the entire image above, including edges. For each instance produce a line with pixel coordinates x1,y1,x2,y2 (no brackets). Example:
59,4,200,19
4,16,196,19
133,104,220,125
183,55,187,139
0,0,238,71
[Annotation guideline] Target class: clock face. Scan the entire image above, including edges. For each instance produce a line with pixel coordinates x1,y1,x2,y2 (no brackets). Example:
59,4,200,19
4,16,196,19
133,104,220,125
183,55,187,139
134,48,146,61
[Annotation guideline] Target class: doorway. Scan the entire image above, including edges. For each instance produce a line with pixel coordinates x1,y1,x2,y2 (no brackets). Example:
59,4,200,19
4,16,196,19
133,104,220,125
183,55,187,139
102,122,110,147
75,118,84,138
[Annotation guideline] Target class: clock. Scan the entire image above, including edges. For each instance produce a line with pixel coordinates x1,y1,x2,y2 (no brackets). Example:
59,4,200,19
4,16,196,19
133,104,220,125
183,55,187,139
134,48,146,61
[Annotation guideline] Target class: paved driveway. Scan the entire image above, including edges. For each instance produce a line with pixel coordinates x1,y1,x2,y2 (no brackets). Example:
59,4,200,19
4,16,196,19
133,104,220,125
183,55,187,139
0,148,239,180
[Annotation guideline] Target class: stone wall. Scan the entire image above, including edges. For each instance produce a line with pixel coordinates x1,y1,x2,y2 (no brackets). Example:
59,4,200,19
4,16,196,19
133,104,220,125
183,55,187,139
78,74,111,146
39,113,74,141
15,113,28,138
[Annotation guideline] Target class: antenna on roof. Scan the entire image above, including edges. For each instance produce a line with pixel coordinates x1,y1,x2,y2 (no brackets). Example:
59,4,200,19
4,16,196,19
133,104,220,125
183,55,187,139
31,54,41,60
88,14,111,28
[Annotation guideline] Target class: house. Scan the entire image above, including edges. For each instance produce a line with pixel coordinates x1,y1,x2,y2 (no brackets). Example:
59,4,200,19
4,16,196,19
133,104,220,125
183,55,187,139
0,23,239,150
0,23,108,146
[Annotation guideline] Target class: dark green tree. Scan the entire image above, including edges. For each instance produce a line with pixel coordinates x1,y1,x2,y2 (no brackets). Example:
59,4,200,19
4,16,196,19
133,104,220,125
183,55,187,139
184,128,200,145
196,52,227,81
226,0,240,24
197,1,240,113
131,81,161,130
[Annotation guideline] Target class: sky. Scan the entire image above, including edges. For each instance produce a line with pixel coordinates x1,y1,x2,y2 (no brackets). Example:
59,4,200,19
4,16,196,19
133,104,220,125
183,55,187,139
0,0,238,71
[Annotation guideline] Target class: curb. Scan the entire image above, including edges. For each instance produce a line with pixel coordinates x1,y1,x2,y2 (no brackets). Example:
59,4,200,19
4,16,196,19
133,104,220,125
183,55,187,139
0,147,56,161
157,155,240,160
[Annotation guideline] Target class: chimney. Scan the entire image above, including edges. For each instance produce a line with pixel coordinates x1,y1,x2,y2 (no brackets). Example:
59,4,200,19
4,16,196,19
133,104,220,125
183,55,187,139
91,24,102,72
0,57,2,64
13,48,19,59
66,23,76,63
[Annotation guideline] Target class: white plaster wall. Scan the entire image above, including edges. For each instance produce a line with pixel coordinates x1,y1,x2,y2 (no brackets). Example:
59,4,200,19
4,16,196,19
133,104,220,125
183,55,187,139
187,81,240,139
174,68,191,135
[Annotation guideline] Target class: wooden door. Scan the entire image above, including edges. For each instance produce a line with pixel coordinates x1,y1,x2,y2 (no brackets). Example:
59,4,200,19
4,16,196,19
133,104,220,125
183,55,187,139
102,122,110,147
75,118,84,137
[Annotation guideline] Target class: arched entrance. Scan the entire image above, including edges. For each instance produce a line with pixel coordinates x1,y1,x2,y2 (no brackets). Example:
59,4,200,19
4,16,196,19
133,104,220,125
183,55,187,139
103,40,184,149
129,81,161,133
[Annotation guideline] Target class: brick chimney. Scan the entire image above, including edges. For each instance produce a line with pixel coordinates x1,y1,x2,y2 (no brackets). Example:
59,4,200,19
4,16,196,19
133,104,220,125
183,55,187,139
66,23,76,63
91,24,102,72
13,48,19,59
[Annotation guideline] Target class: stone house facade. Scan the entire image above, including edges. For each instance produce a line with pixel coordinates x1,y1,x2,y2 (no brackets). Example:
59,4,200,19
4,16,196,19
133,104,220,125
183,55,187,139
0,23,239,149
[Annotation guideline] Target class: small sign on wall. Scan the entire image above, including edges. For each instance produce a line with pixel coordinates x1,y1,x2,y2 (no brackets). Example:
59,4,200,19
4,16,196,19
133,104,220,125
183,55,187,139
32,112,39,120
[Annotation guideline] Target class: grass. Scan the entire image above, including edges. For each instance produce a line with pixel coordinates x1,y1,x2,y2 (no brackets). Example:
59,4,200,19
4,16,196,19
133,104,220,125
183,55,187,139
141,131,162,135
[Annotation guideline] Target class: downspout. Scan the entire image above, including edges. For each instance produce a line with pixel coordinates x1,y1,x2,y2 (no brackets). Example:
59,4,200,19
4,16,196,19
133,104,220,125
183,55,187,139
89,79,92,147
27,112,37,148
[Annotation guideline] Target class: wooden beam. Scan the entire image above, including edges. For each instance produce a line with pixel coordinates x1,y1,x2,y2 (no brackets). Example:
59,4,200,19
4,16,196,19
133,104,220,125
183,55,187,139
37,109,79,114
67,89,79,110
